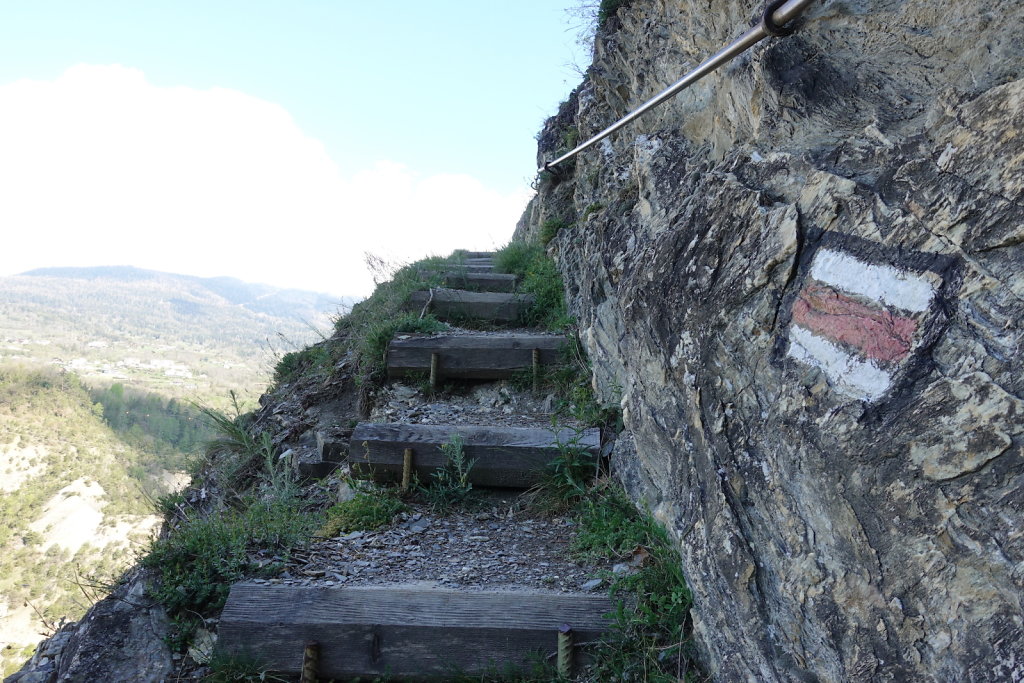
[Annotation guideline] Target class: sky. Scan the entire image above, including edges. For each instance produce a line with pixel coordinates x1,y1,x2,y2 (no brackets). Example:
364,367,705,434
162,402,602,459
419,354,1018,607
0,2,590,298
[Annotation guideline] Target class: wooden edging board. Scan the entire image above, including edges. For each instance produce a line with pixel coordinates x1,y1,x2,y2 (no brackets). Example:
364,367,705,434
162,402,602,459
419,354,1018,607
218,584,613,679
386,333,566,380
407,289,535,322
349,422,600,488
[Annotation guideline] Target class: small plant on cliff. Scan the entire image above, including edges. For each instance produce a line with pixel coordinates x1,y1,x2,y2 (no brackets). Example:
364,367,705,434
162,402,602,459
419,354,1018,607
598,0,634,24
417,434,477,513
194,394,292,494
539,218,570,246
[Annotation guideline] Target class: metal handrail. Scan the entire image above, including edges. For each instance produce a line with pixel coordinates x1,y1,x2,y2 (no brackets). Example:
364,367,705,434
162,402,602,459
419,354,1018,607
540,0,817,174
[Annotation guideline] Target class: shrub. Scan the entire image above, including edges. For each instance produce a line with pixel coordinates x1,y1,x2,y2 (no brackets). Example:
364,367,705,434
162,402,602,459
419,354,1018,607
599,0,634,25
417,434,476,513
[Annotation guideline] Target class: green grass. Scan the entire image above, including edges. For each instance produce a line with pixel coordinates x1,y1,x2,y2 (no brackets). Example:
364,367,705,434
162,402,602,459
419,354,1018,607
571,485,701,681
144,492,320,650
527,430,599,512
332,254,460,384
272,339,342,386
493,241,572,330
358,312,448,380
318,489,407,537
142,399,322,651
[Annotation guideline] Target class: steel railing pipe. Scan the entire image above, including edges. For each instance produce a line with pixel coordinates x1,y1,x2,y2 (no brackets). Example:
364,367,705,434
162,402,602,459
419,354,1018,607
540,0,817,174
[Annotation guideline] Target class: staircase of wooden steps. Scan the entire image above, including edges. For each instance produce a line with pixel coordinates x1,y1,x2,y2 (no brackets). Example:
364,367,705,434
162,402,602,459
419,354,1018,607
417,270,518,292
232,248,609,679
387,332,565,380
218,584,613,679
349,422,600,488
407,289,534,323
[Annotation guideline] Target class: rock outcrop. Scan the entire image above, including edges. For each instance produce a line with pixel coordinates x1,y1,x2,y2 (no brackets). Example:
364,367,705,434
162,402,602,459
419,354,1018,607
518,0,1024,680
5,569,172,683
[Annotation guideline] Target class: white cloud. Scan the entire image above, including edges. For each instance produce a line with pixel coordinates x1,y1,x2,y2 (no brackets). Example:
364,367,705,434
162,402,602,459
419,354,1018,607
0,65,532,297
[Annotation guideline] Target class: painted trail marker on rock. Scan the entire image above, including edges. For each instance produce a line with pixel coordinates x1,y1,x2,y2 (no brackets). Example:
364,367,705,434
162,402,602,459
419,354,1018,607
218,584,613,679
387,333,566,380
349,422,600,488
782,237,955,402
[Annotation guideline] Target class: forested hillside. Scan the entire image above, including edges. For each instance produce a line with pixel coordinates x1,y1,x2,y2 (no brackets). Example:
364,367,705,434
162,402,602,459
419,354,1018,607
0,365,208,676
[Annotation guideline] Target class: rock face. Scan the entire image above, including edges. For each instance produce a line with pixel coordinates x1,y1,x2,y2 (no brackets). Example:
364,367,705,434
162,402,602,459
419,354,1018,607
4,569,173,683
518,1,1024,680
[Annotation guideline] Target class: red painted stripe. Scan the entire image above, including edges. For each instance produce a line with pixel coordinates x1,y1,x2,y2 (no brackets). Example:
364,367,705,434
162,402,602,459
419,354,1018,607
791,282,917,362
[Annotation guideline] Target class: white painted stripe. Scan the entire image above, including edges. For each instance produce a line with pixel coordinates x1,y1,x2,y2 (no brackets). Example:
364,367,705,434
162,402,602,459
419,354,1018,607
809,248,938,313
787,325,892,402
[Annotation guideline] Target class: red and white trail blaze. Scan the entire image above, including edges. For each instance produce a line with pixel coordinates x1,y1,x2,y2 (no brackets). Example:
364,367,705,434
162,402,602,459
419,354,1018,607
786,248,941,402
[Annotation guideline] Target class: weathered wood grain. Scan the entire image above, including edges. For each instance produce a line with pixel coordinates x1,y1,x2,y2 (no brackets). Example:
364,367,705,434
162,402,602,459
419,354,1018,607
407,289,534,322
416,270,518,292
349,422,600,488
386,333,566,379
218,584,613,678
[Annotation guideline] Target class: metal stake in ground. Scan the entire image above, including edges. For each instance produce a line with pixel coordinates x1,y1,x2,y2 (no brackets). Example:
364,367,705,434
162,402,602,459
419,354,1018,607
429,352,440,390
301,641,319,683
557,624,574,677
402,448,414,492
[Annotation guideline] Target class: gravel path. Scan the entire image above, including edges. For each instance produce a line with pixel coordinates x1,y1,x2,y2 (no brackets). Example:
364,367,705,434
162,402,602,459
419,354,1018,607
273,378,610,596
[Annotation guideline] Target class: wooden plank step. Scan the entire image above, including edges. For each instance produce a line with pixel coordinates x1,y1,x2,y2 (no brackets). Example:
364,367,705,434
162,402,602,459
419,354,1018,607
387,333,565,380
456,250,495,258
417,270,517,292
407,289,534,323
218,584,613,678
349,422,600,488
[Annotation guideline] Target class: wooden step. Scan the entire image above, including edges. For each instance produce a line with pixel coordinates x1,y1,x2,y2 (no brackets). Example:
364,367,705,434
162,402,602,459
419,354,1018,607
417,270,517,292
349,422,600,488
218,584,613,679
407,289,534,323
387,333,565,380
455,250,496,258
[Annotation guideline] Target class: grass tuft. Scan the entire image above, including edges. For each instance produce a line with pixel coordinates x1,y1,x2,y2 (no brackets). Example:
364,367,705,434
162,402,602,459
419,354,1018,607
318,489,407,537
494,241,572,330
572,485,702,681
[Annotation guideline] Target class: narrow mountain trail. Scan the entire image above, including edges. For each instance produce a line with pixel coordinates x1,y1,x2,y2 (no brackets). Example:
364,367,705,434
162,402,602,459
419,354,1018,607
217,253,620,679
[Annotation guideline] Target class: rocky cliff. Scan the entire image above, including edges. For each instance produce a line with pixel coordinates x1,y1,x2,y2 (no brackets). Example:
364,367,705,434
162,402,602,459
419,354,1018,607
518,0,1023,680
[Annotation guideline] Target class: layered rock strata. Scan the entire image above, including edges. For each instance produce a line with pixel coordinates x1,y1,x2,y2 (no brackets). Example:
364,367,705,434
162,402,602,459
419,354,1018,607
517,1,1024,680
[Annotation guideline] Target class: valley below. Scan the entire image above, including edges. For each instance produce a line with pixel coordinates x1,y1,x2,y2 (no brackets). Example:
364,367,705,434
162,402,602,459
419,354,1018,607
0,267,344,675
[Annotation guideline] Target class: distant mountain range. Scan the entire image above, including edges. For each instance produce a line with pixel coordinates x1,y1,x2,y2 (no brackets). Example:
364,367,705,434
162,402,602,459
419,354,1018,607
1,265,354,400
19,265,356,322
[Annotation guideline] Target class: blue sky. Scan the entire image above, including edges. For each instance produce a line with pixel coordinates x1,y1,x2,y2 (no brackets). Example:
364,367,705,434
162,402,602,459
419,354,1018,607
0,2,589,296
